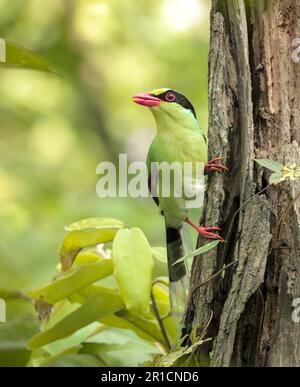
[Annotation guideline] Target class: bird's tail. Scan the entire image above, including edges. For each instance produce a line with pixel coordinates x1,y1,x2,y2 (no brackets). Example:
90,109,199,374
165,222,189,326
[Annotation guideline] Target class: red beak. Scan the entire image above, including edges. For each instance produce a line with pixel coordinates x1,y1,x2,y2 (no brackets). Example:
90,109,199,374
132,92,161,107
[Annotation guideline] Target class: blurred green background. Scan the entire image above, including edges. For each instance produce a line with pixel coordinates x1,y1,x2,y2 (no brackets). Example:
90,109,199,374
0,0,209,307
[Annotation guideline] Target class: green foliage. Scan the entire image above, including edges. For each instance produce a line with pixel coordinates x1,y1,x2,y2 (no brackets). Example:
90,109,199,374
0,40,55,73
14,215,218,366
255,159,300,185
1,216,182,366
0,314,39,367
31,259,114,304
60,217,124,256
254,159,283,172
0,0,211,367
112,228,154,316
174,240,220,264
144,336,211,367
28,292,124,350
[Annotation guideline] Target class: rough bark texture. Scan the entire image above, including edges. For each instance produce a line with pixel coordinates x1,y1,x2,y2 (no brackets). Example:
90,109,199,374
184,0,300,367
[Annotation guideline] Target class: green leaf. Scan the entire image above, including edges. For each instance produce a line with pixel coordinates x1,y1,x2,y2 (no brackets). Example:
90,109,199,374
0,314,39,366
255,159,283,172
76,284,119,300
31,258,114,304
152,337,211,367
152,282,176,341
152,283,170,318
74,247,111,265
0,40,55,73
79,342,138,354
65,217,124,232
112,228,154,316
42,300,80,331
43,322,101,357
60,218,124,261
44,353,102,367
151,247,168,279
114,311,165,344
153,276,169,287
84,328,160,360
151,247,167,263
174,240,220,265
269,172,284,185
74,249,102,265
99,314,163,344
27,293,124,349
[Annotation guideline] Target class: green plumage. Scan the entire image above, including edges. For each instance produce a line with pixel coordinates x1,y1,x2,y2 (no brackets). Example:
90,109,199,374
146,89,207,227
135,88,208,327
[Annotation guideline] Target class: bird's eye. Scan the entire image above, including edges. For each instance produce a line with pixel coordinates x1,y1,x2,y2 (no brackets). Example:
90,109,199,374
165,92,176,102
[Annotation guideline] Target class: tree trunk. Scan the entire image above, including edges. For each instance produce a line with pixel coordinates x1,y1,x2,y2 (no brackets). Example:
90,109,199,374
184,0,300,367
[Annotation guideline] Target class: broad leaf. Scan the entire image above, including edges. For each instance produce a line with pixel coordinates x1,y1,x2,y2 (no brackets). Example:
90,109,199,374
0,314,39,367
152,282,176,341
151,247,167,263
115,310,164,344
112,228,154,316
152,283,170,318
269,172,284,185
174,240,220,265
74,246,111,265
99,315,162,344
67,287,166,345
152,337,211,367
65,217,124,232
44,353,102,367
31,258,114,304
60,218,124,268
255,159,283,172
79,342,138,354
27,293,124,349
74,249,102,265
0,40,55,73
151,247,168,279
43,322,101,357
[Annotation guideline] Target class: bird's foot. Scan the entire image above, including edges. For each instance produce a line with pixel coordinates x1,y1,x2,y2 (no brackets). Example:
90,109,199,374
185,218,224,240
205,156,229,174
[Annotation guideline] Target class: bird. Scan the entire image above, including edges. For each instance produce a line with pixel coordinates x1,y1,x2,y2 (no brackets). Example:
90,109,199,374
132,88,227,323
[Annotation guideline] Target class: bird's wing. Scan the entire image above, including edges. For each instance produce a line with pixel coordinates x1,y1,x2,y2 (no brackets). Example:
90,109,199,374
147,147,160,207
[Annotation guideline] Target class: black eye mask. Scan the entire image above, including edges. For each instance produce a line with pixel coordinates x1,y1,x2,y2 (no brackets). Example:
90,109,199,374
152,90,196,118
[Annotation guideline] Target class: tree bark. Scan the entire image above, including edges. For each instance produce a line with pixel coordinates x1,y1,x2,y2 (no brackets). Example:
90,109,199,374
184,0,300,367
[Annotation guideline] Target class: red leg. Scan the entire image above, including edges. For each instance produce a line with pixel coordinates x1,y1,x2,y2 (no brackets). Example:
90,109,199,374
185,218,224,241
205,156,229,174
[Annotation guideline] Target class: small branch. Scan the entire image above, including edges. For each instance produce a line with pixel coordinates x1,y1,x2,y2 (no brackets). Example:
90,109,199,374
221,184,272,263
199,309,214,341
191,259,238,302
151,290,171,352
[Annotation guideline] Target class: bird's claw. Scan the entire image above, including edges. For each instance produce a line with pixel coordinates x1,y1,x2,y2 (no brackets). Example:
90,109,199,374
197,226,224,240
205,156,229,174
185,218,225,241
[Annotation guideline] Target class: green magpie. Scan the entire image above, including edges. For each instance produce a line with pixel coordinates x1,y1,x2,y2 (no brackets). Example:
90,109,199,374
132,88,226,320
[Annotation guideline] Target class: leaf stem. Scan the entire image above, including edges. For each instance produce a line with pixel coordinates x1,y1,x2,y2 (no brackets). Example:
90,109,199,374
221,183,273,263
151,290,171,352
191,259,238,301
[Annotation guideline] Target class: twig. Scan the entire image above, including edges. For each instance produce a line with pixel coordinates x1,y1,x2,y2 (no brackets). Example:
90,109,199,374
191,259,238,302
151,290,171,352
221,184,272,263
199,309,214,341
257,287,265,334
